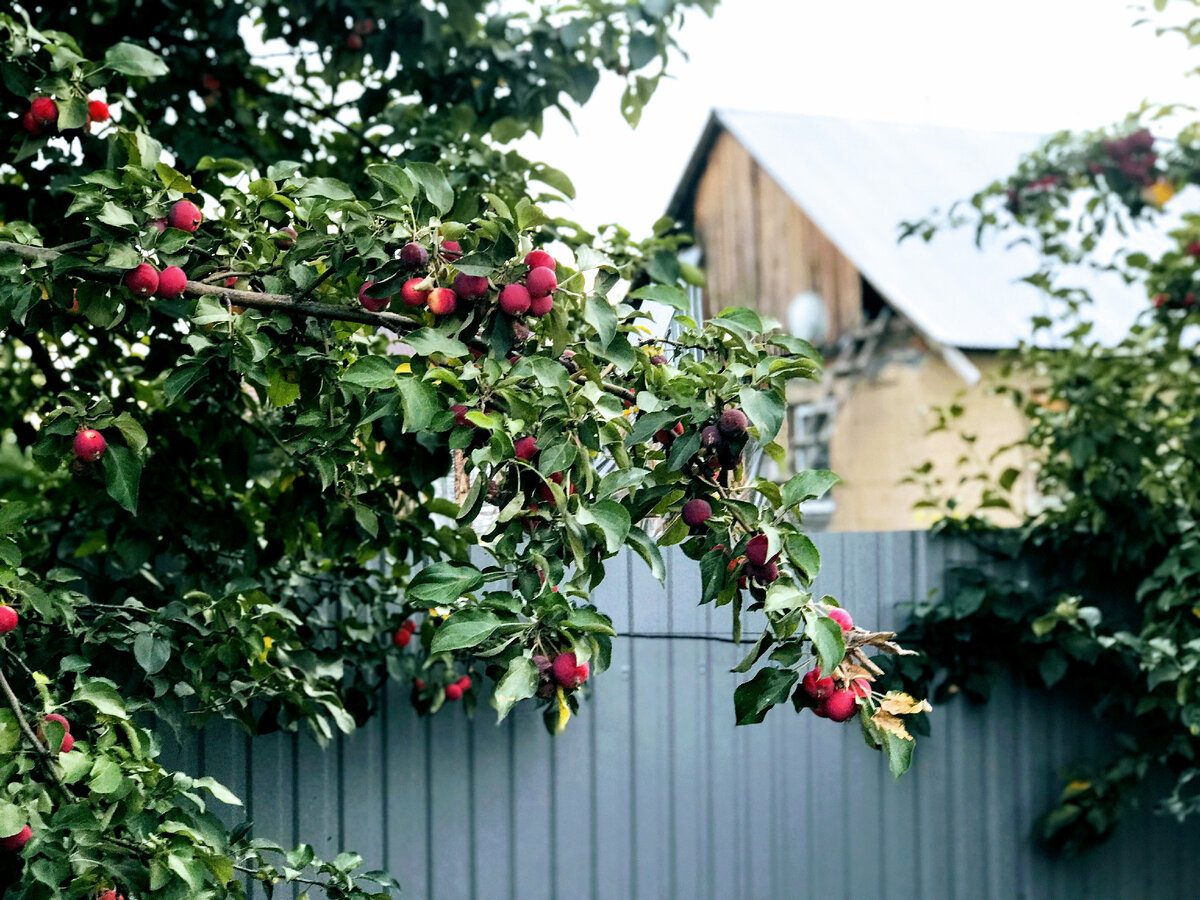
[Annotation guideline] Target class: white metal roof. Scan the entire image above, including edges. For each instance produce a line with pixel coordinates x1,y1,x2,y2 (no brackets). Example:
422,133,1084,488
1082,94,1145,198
675,109,1165,352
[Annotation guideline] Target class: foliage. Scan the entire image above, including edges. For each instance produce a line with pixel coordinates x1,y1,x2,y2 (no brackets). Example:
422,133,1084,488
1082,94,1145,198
893,28,1200,853
0,2,922,896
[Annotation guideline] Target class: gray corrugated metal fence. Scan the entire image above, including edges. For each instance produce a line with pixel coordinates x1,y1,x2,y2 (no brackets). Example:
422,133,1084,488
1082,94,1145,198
161,532,1200,900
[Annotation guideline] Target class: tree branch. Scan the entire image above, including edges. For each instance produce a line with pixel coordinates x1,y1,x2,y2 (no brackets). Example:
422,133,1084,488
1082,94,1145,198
0,241,422,334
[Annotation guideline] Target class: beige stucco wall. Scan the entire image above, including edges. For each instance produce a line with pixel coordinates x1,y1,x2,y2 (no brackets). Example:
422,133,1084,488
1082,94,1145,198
825,352,1030,532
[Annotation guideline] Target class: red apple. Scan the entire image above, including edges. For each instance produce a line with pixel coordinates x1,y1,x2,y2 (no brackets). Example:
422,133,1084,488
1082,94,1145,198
498,283,531,316
821,689,858,722
401,278,430,307
526,266,557,298
524,249,555,270
0,825,31,852
400,242,429,267
73,429,107,462
427,288,457,315
551,651,589,689
0,607,17,634
156,266,188,299
827,608,853,633
167,199,203,233
358,281,391,312
682,498,712,527
30,97,58,127
124,263,159,298
453,273,489,300
528,294,553,317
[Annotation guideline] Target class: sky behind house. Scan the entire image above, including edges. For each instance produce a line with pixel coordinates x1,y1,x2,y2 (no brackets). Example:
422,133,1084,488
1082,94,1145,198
516,0,1200,234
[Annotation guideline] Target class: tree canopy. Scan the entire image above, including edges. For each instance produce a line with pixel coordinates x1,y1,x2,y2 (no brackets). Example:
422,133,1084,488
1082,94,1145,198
892,4,1200,856
0,2,923,896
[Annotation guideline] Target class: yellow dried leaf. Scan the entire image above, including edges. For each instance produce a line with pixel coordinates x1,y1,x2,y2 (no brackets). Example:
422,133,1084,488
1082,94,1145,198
881,691,932,716
871,709,913,741
841,663,874,681
1142,178,1176,208
554,686,571,734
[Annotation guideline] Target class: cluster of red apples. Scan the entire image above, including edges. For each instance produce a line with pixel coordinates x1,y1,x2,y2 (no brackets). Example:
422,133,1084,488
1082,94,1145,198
358,244,558,321
393,619,475,702
800,608,867,722
19,95,110,137
119,200,204,300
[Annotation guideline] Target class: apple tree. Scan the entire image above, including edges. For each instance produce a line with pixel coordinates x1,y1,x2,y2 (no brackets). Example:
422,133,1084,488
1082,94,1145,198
894,6,1200,855
0,2,926,896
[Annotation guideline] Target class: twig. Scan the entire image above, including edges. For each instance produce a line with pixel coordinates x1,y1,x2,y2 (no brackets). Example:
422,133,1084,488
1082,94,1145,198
0,661,76,806
0,665,49,757
0,241,422,335
623,631,757,645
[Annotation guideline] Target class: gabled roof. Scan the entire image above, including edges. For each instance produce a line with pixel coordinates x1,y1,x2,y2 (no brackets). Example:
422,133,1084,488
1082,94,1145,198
668,109,1161,352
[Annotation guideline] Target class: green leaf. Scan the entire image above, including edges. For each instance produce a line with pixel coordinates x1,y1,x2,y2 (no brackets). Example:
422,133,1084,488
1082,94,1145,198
430,608,502,653
531,164,576,199
784,533,821,582
408,563,484,606
103,445,141,514
155,163,195,193
164,364,207,404
88,757,126,794
58,98,88,130
407,163,454,214
716,307,763,332
625,525,666,582
584,294,618,348
267,370,301,407
883,731,915,778
627,283,689,311
565,608,616,636
739,387,785,442
74,680,128,718
405,328,469,358
0,800,24,836
733,667,798,725
103,42,169,77
97,202,137,228
341,357,397,389
133,633,171,675
192,776,243,806
295,178,356,201
1039,648,1069,687
731,632,772,673
805,613,846,677
781,470,840,507
587,500,631,553
111,412,148,453
491,656,539,722
366,164,415,201
396,377,438,432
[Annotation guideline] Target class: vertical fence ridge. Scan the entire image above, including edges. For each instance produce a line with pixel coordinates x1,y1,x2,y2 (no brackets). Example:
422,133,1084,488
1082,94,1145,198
169,533,1200,900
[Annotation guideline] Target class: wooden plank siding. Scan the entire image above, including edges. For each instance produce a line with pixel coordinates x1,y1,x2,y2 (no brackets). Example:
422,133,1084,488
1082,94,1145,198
162,534,1200,900
692,130,862,341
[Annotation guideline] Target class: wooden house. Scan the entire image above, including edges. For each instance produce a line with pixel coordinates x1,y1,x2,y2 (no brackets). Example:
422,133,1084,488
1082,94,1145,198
665,111,1146,531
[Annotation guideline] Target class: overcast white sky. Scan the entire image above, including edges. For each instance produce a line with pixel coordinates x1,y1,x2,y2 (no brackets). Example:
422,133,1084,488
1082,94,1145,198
516,0,1200,234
